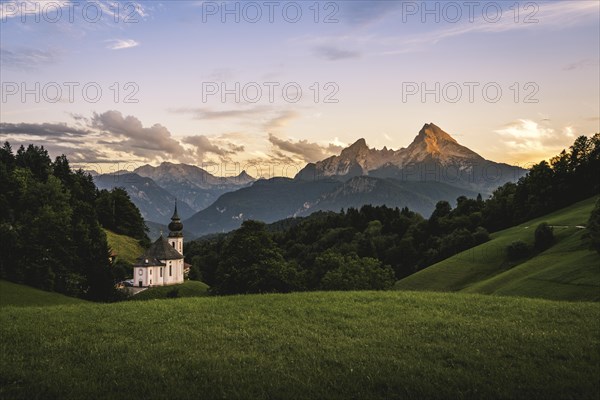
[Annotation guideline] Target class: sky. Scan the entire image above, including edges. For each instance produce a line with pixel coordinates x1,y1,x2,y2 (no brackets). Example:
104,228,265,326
0,0,599,178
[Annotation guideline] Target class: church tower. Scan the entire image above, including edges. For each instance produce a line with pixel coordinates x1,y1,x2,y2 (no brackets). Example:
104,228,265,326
167,201,184,256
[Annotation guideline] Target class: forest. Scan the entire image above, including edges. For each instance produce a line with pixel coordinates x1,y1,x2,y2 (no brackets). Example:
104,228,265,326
0,143,148,301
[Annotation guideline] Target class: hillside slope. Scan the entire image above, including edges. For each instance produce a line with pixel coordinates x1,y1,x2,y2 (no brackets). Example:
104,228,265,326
104,229,144,264
0,281,86,307
1,291,598,399
395,197,600,301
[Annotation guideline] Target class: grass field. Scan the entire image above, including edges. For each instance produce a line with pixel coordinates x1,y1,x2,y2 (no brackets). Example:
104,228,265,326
395,197,600,301
104,229,144,265
1,287,599,399
0,280,86,308
129,280,210,301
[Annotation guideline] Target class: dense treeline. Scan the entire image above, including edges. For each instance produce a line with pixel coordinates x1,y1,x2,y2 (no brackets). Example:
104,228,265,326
186,200,491,294
0,143,148,301
186,134,600,295
483,134,600,231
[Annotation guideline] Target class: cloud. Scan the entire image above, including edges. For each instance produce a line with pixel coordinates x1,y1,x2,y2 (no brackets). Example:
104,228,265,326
0,122,90,137
91,110,186,160
314,46,361,61
563,58,599,71
338,1,402,26
268,134,343,163
0,1,71,20
172,107,302,134
183,134,242,161
301,1,599,58
0,47,59,70
495,119,578,161
106,39,140,50
171,106,269,120
382,1,599,55
264,110,299,132
1,111,333,171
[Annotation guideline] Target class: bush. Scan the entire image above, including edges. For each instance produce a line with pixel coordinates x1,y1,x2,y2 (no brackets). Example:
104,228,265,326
472,226,491,244
506,241,530,261
534,222,554,251
166,288,179,298
586,199,600,254
320,255,395,291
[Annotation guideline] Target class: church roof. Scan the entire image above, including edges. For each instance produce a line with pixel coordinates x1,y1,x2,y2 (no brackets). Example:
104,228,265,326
134,257,165,267
138,235,183,262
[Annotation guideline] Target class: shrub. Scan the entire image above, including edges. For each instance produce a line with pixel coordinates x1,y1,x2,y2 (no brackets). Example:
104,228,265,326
472,226,491,244
534,222,554,251
506,240,530,261
166,288,179,298
586,199,600,254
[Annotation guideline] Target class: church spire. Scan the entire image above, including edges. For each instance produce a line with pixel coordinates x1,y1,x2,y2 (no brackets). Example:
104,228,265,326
168,200,183,236
171,199,180,220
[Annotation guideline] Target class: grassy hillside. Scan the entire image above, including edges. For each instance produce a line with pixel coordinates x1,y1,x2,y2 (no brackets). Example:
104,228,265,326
1,291,598,399
395,197,600,301
104,229,144,264
0,281,86,308
130,281,210,301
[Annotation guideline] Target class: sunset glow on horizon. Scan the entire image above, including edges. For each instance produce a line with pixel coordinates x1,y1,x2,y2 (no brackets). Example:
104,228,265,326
1,0,599,174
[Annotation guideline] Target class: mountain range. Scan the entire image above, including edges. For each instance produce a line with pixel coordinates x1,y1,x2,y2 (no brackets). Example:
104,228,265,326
296,123,523,193
93,165,254,223
93,123,527,238
183,123,526,237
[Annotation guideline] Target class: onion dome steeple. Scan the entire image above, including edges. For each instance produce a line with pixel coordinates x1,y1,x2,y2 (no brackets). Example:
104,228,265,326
168,200,183,237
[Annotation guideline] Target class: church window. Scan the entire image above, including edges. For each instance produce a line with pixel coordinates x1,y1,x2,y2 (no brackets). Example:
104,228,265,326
150,269,152,275
169,265,172,276
138,269,143,276
160,268,163,277
172,242,175,248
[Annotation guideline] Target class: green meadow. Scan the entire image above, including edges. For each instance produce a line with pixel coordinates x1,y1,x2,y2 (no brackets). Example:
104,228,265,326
395,197,600,301
1,287,599,400
104,229,145,265
2,199,599,399
0,280,86,308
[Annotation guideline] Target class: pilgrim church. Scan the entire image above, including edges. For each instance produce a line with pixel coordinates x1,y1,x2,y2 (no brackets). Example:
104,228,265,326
134,203,185,287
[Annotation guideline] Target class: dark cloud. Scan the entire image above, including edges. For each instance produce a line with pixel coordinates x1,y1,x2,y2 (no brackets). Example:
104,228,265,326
183,135,240,160
228,143,245,152
0,122,91,137
91,110,186,160
268,134,343,163
0,136,109,164
313,46,361,61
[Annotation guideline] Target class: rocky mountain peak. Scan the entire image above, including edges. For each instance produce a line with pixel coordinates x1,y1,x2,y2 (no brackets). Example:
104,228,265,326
414,123,458,147
341,138,369,156
401,123,482,164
